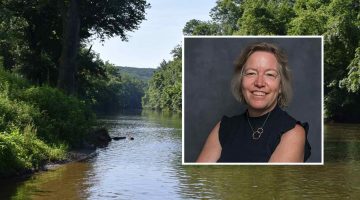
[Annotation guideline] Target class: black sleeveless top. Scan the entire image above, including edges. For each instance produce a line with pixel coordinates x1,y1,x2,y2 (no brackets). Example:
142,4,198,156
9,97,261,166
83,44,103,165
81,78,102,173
218,105,311,162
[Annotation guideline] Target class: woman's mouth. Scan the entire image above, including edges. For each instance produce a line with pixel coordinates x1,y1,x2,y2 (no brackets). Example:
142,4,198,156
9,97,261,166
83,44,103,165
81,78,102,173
252,91,266,96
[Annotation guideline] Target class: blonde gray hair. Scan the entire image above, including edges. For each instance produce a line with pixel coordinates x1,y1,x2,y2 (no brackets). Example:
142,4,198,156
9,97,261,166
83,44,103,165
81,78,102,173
231,42,292,108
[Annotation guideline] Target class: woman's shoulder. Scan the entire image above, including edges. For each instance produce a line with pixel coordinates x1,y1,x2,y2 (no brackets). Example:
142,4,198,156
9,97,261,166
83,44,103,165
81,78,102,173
277,108,308,129
275,107,311,161
275,107,309,130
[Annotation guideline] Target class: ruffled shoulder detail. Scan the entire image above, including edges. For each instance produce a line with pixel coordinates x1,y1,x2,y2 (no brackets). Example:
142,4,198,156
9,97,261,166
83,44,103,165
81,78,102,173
270,109,312,162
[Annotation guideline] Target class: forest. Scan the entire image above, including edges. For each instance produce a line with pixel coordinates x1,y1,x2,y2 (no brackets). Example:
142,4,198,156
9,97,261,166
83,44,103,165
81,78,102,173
142,45,182,113
0,0,182,177
183,0,360,122
0,0,152,177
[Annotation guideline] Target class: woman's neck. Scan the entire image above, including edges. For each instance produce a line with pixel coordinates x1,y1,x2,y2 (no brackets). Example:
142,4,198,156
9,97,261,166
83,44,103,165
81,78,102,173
247,103,277,117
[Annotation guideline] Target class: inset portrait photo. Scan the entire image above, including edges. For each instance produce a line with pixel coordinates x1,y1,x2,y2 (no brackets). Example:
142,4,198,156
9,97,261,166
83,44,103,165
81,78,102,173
183,36,323,165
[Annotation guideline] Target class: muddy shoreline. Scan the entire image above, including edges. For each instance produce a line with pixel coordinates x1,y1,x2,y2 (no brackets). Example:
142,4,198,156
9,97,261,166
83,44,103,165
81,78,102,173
45,148,98,170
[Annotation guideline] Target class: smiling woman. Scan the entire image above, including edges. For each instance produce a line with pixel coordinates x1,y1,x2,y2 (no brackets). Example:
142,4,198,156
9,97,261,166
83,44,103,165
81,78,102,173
184,37,322,164
239,51,282,117
196,42,311,163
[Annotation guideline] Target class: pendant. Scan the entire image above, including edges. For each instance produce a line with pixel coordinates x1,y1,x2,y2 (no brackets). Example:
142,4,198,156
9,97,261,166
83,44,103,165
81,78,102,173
252,128,263,140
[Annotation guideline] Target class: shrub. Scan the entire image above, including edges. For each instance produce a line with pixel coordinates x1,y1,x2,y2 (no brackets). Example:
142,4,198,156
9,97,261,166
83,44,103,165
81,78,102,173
0,68,30,98
0,91,40,133
0,126,67,177
21,86,95,147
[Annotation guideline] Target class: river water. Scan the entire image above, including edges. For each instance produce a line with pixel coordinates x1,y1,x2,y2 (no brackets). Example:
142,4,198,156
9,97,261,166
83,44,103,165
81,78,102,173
1,111,359,199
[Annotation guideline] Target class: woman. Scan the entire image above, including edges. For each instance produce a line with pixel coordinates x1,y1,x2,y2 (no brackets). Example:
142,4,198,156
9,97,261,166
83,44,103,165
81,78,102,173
197,42,311,163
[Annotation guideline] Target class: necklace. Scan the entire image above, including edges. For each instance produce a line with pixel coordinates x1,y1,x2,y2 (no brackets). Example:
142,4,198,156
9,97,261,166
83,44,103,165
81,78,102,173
246,111,271,140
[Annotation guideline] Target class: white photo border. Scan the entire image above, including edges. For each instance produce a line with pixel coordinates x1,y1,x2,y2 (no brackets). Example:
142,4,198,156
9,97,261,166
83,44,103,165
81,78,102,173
182,35,324,166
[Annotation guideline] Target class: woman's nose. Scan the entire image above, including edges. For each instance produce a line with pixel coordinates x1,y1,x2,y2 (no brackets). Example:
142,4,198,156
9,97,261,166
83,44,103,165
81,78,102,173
254,74,265,87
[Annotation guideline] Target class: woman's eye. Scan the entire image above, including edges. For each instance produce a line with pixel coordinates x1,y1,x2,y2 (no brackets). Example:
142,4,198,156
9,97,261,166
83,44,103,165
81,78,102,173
245,72,256,76
265,73,278,78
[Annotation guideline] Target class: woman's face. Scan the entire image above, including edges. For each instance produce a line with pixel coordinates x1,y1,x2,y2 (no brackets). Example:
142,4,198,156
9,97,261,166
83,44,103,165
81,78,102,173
241,51,281,116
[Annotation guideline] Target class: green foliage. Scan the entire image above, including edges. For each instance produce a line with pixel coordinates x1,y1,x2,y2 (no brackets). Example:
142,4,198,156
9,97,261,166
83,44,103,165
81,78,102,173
77,53,146,113
0,68,39,132
210,0,243,34
235,0,294,35
1,61,95,147
0,0,150,113
117,66,155,81
324,87,360,122
322,0,360,121
142,46,182,112
0,2,60,85
0,0,152,177
0,91,39,133
0,126,67,177
21,86,95,146
0,0,150,87
339,47,360,92
0,67,30,98
288,0,328,35
183,19,222,35
185,0,360,121
118,74,146,110
0,49,94,177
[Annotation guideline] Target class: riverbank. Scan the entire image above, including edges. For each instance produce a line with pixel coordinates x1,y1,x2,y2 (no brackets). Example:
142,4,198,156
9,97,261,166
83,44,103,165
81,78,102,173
45,148,97,171
0,127,112,180
0,70,97,179
0,111,183,199
0,148,96,181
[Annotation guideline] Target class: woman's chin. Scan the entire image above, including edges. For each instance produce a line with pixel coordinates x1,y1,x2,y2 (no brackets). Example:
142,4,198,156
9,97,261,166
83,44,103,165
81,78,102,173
248,101,276,112
249,105,267,112
248,101,267,109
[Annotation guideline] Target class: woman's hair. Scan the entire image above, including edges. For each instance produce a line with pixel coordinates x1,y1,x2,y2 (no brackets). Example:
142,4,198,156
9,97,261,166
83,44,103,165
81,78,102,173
231,42,292,108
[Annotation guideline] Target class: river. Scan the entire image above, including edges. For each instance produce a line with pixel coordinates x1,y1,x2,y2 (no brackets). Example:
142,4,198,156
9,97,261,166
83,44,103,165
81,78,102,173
1,111,359,199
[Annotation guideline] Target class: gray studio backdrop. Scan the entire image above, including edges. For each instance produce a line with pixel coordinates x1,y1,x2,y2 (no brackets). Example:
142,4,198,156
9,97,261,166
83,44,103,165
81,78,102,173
184,37,322,163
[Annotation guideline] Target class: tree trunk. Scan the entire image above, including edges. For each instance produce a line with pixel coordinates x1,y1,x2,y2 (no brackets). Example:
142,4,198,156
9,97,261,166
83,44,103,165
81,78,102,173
58,0,80,95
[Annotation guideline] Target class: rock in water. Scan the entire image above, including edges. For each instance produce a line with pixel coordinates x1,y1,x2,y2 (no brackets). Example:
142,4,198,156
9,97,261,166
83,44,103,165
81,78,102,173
86,127,111,148
112,136,126,141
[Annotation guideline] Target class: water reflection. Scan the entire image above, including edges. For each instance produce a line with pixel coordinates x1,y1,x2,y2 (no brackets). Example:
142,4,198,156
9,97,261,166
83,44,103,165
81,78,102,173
179,163,360,199
84,111,183,199
1,114,360,199
324,123,360,162
178,123,360,199
0,162,93,200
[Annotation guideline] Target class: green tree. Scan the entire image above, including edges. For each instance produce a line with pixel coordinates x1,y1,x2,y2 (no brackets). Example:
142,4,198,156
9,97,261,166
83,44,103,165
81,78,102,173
0,0,150,94
286,0,359,121
183,0,360,121
340,47,360,93
323,0,360,121
143,46,182,112
0,1,65,85
183,19,222,35
288,0,328,35
58,0,150,94
118,74,145,109
76,52,145,113
210,0,243,34
235,0,294,35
